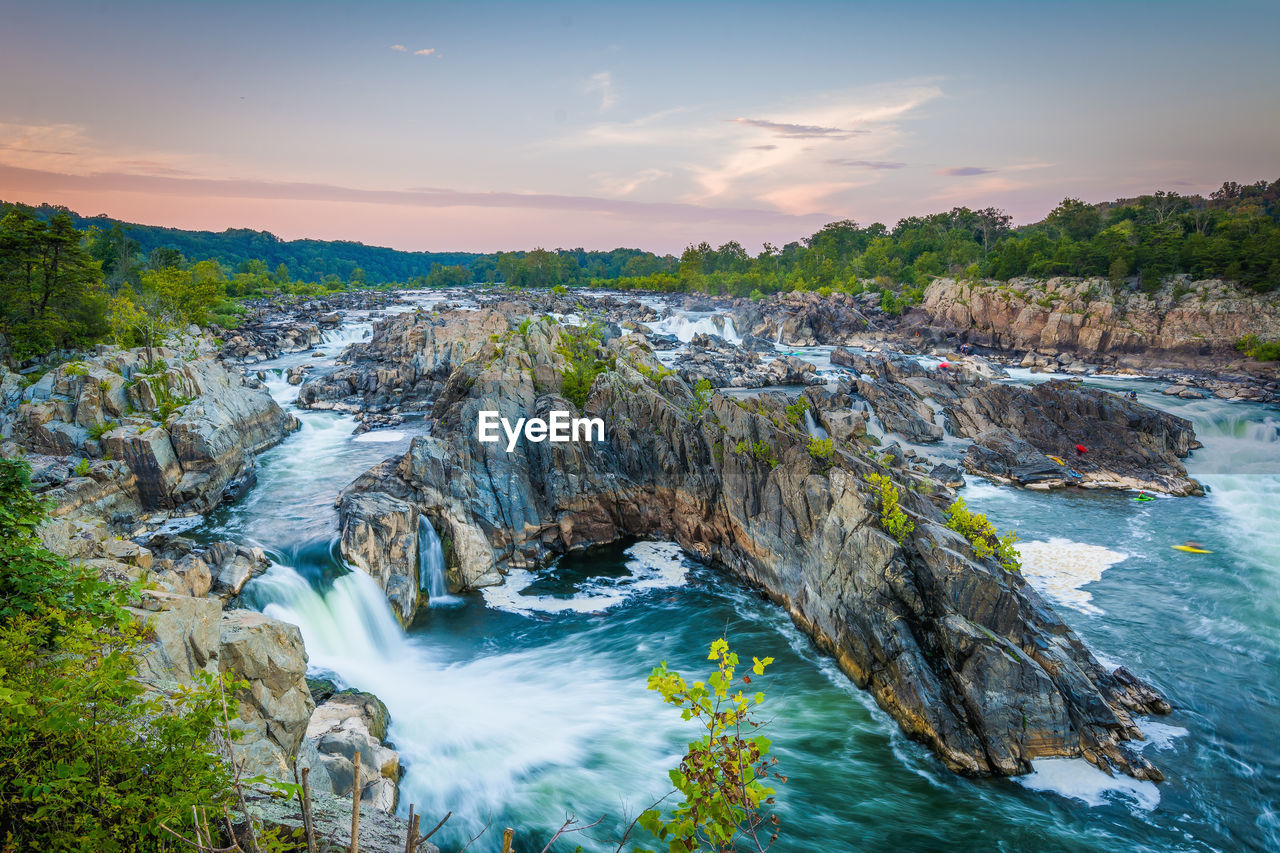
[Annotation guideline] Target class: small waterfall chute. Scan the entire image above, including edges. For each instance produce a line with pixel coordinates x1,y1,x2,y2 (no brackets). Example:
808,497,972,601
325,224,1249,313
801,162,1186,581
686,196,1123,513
418,516,458,606
803,409,829,439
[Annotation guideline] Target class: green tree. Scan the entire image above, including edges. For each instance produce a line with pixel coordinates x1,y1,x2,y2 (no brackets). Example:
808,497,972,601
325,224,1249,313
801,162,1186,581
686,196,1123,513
0,208,107,359
637,639,782,853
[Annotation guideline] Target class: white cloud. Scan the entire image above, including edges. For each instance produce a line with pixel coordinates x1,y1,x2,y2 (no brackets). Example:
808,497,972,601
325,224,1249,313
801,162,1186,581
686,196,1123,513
414,48,436,57
390,44,407,52
592,168,670,196
561,81,944,215
586,71,617,110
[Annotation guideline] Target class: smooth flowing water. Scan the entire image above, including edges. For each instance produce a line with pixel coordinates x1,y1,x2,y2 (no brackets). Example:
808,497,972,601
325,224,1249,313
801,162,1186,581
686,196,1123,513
201,307,1279,853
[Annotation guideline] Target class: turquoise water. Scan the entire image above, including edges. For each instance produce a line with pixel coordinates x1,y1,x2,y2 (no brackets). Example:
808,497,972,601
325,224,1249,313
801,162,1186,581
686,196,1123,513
203,323,1280,852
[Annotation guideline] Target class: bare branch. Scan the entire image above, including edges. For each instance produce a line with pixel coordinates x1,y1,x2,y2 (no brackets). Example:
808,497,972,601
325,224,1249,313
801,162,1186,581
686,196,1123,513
538,813,606,853
458,813,494,853
417,811,452,846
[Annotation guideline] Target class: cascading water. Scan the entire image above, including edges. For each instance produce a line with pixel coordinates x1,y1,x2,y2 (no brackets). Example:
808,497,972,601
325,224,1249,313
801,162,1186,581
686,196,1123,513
648,312,741,344
416,515,452,604
803,408,828,439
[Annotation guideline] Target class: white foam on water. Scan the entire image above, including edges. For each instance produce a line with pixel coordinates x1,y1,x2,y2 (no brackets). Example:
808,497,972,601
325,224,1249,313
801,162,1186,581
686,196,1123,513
481,540,689,616
1135,718,1189,751
1016,537,1128,615
646,313,741,344
1016,758,1161,811
352,430,408,443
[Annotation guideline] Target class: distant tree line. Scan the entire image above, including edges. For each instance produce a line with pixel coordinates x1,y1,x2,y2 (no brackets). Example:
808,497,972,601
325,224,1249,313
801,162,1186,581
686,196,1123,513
606,179,1280,306
4,180,1277,360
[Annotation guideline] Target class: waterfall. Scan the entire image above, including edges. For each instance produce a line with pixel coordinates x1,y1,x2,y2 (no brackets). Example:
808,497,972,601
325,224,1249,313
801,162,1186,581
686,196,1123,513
249,562,408,663
648,313,741,344
417,515,449,602
719,316,742,345
774,324,784,345
803,409,829,439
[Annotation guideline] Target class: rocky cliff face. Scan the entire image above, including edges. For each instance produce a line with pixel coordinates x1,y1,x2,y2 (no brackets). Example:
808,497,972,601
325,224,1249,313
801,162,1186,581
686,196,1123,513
920,277,1280,369
5,344,297,515
298,307,509,414
340,318,1171,781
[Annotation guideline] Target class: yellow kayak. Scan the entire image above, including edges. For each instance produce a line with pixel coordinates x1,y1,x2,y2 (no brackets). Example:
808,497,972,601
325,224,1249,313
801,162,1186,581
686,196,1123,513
1172,545,1213,554
1047,455,1066,465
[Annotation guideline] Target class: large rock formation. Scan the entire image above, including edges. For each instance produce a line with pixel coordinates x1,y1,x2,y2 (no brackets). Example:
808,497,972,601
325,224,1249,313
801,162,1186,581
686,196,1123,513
340,318,1171,782
298,691,401,812
297,307,508,413
832,350,1201,494
6,345,296,515
921,276,1280,368
337,492,421,625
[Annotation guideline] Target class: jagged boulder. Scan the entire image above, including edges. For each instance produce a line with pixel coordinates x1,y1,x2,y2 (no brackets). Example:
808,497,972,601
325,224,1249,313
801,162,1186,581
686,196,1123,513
128,589,223,688
298,692,400,813
219,610,316,780
8,347,296,515
298,308,507,413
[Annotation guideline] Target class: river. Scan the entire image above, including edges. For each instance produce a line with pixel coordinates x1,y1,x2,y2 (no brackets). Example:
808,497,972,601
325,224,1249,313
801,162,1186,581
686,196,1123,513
197,296,1279,852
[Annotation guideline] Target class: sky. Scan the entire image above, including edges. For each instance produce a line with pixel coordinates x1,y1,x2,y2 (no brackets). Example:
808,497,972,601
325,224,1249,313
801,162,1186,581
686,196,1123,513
0,0,1277,255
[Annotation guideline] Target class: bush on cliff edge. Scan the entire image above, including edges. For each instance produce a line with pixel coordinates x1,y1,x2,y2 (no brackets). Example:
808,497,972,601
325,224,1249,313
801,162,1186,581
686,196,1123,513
0,457,235,852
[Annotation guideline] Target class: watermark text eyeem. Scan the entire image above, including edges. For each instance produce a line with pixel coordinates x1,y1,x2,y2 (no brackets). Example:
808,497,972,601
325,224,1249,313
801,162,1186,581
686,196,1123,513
477,410,605,452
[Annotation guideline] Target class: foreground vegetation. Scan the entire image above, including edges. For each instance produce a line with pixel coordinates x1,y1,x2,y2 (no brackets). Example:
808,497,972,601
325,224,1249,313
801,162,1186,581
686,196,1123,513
0,457,236,852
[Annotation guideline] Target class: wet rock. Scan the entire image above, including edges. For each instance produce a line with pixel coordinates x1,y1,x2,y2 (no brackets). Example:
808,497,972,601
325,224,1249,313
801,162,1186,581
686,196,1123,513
337,492,420,625
964,430,1078,487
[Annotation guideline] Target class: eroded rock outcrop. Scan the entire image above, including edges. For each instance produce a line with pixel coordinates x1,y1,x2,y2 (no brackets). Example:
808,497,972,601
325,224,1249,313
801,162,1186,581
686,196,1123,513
298,691,400,813
340,318,1171,781
832,350,1201,494
297,307,508,413
337,492,420,625
7,345,297,515
219,609,316,780
921,276,1280,368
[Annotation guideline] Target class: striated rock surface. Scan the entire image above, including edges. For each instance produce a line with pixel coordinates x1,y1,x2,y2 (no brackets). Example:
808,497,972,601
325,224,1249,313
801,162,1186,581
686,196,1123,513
242,784,438,853
298,307,508,413
921,276,1280,369
6,345,296,515
340,317,1171,781
337,491,421,625
832,350,1201,494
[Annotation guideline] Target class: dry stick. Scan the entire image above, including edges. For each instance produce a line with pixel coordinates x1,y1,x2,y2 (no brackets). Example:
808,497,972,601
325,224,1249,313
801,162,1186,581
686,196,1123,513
218,677,262,853
458,813,494,853
501,827,515,853
158,820,242,853
300,767,318,853
538,814,606,853
349,750,362,853
404,804,417,853
417,810,452,846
